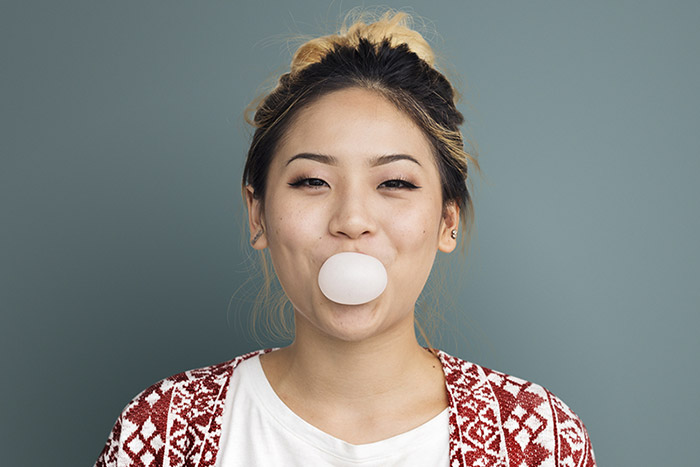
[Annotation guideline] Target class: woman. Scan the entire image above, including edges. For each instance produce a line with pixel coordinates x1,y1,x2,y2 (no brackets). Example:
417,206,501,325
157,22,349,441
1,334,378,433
95,10,595,467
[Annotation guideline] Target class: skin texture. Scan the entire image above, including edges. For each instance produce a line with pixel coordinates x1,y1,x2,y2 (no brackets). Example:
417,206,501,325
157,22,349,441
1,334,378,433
245,87,459,444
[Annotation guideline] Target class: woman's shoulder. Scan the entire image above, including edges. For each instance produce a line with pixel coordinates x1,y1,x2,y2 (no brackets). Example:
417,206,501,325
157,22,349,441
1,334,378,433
95,348,272,467
436,348,587,421
436,349,596,466
123,348,270,413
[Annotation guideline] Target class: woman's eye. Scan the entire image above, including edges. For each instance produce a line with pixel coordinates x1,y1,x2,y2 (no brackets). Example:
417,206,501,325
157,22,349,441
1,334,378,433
379,179,419,190
288,178,328,189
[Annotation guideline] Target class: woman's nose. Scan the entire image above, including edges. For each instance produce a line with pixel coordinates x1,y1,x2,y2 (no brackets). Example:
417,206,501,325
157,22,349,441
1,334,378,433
328,188,377,239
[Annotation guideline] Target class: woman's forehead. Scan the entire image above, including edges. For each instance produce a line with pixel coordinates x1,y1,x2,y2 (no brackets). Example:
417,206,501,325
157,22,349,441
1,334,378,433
275,89,436,166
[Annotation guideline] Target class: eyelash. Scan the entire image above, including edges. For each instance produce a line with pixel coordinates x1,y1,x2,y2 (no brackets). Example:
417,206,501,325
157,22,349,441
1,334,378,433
288,176,420,190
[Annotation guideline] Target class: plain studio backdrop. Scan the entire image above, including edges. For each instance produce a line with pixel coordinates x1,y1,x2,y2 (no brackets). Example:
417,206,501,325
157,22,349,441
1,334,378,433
1,1,698,465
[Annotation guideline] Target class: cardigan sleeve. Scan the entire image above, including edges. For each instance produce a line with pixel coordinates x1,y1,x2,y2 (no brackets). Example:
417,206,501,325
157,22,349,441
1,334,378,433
93,359,235,467
480,364,596,466
94,404,123,467
94,378,177,467
545,388,596,467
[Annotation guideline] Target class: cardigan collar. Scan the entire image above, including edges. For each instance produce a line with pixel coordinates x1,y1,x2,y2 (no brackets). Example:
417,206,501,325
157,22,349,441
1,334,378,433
196,348,508,467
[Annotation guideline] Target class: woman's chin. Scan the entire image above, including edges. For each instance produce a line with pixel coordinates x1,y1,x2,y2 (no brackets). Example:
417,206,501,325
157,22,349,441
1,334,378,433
307,300,402,343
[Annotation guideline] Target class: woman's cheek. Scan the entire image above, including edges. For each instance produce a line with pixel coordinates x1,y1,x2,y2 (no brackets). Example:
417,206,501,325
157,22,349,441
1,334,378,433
389,207,432,245
274,209,324,253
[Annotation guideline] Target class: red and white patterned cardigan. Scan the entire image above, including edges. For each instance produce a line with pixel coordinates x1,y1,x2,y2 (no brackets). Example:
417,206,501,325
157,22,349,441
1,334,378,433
95,348,595,466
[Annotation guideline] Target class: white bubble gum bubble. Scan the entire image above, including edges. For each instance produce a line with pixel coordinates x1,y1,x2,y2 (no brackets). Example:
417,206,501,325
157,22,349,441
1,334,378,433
318,252,387,305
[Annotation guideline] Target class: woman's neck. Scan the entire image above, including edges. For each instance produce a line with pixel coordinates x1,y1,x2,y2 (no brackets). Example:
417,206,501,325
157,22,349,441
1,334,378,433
259,311,445,416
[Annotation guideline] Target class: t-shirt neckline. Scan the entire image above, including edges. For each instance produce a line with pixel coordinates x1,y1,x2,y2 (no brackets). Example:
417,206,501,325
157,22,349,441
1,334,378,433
241,353,449,462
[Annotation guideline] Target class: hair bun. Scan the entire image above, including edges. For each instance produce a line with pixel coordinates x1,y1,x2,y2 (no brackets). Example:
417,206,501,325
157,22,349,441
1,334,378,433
290,10,435,76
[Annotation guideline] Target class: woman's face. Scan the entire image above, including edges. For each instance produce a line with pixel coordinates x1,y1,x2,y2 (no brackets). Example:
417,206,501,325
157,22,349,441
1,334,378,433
246,87,458,343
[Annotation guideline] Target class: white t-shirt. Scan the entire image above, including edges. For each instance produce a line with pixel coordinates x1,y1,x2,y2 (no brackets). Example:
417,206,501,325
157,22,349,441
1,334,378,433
214,354,450,466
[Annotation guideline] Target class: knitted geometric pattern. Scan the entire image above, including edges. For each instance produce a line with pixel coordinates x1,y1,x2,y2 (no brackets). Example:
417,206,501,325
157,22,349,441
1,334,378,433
439,352,595,467
95,349,595,467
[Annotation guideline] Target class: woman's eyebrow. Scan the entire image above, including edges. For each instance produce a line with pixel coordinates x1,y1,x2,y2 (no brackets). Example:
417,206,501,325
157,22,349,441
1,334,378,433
285,153,422,167
369,154,422,167
286,153,338,166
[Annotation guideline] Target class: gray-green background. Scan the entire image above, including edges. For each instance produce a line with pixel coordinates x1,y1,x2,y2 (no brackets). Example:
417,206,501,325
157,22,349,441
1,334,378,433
2,1,698,465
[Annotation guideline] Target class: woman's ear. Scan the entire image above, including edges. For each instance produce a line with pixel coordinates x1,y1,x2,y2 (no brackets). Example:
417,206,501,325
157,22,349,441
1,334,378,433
244,185,268,250
438,200,460,253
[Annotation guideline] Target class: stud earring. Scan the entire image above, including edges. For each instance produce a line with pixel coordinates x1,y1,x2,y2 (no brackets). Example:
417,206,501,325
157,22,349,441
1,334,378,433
450,229,457,239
